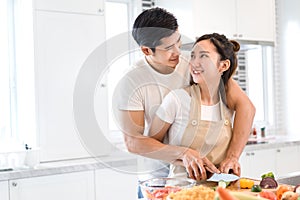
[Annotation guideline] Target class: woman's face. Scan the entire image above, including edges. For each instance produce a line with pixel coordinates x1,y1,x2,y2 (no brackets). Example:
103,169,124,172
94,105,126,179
190,39,223,86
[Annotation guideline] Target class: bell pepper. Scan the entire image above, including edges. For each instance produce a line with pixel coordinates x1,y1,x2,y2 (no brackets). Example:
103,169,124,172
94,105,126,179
239,178,254,189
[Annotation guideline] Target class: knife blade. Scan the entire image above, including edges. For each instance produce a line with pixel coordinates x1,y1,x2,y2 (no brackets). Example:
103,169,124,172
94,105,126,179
206,173,240,182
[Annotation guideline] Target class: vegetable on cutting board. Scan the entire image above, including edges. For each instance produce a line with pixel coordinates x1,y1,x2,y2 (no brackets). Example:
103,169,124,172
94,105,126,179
251,185,262,192
259,191,277,200
218,180,231,188
216,187,239,200
281,191,299,200
276,185,294,200
240,178,255,189
260,177,278,189
261,172,275,179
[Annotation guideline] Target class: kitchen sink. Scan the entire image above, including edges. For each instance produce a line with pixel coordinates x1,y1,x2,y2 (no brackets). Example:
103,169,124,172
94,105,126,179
277,171,300,186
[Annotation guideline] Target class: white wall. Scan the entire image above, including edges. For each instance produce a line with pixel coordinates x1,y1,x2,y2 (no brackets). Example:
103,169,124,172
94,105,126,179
277,0,300,136
156,0,194,41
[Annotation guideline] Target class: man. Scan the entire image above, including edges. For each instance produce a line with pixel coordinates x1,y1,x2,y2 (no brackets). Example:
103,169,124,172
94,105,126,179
113,6,255,185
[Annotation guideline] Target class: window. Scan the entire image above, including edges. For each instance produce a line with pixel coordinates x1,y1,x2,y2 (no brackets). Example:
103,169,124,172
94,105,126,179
0,0,36,152
234,44,275,133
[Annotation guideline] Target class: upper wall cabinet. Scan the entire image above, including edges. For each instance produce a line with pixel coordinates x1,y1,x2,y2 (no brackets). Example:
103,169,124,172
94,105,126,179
193,0,275,42
33,0,104,15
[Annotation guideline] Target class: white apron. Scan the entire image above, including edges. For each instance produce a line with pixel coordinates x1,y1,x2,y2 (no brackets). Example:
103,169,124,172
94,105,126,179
169,84,233,178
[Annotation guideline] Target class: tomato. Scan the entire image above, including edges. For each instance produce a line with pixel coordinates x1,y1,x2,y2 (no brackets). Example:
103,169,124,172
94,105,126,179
153,189,169,199
146,187,181,200
259,191,277,200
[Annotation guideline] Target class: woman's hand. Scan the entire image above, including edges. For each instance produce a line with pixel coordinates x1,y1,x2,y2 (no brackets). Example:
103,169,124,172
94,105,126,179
218,156,241,176
179,147,220,181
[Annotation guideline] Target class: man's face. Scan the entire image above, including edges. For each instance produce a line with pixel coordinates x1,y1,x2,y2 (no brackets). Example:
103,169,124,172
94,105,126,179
150,31,182,69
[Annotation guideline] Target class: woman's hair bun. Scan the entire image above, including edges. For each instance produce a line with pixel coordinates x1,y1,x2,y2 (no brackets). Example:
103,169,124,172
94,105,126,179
230,40,240,52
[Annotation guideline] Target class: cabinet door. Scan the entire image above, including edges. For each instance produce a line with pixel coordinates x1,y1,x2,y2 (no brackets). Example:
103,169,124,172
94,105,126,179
193,0,236,39
236,0,275,41
10,171,95,200
192,0,275,42
0,181,9,200
239,151,252,178
33,0,104,15
250,149,276,179
95,166,138,200
240,149,276,179
34,10,111,161
276,146,300,177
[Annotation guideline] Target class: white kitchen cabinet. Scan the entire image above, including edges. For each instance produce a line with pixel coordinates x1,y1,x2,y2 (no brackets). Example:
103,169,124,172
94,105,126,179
34,8,111,161
193,0,275,42
192,0,236,39
9,171,95,200
0,181,9,200
275,146,300,177
33,0,104,15
236,0,275,42
239,148,276,179
240,145,300,179
95,166,138,200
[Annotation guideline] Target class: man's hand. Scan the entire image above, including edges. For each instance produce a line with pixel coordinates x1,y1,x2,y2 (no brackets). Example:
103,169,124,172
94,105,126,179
218,156,241,176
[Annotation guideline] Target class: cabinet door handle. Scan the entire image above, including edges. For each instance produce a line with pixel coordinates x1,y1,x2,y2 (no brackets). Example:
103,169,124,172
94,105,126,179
251,152,255,156
238,34,243,38
12,182,18,187
233,33,238,37
277,149,281,153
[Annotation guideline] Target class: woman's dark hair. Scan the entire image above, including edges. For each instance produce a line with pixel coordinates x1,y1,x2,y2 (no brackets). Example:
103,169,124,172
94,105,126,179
132,7,178,52
190,33,240,87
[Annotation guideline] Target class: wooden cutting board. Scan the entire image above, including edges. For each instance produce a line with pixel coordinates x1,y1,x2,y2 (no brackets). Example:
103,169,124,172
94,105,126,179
198,179,279,194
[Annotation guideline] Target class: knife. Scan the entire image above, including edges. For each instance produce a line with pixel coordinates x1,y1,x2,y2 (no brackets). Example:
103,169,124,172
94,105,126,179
206,173,240,182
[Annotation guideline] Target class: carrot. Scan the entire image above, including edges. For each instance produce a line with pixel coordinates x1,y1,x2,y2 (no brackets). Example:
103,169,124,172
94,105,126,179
216,186,239,200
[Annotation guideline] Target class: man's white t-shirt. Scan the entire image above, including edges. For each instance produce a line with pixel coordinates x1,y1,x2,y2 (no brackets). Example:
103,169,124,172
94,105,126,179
113,52,190,180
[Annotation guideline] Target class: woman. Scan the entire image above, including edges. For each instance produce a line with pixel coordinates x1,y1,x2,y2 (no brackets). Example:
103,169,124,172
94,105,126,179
149,33,241,180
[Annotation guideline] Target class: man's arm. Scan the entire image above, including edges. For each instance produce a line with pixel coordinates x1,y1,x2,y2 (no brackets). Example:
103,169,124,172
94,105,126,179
119,110,185,162
120,110,220,180
220,79,256,175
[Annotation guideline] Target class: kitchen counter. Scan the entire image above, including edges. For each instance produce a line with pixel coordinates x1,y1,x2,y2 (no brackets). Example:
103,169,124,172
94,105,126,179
244,135,300,151
0,150,137,181
0,135,299,182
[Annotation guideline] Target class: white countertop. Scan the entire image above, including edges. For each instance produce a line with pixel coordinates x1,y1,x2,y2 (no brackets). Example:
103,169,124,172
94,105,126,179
0,135,299,182
244,135,300,151
0,150,137,181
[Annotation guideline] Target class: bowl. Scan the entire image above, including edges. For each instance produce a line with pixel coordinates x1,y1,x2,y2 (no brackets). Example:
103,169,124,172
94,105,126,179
140,177,196,200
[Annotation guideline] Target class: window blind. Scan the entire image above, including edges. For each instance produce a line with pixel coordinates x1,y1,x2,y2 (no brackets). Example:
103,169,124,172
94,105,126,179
234,51,248,94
